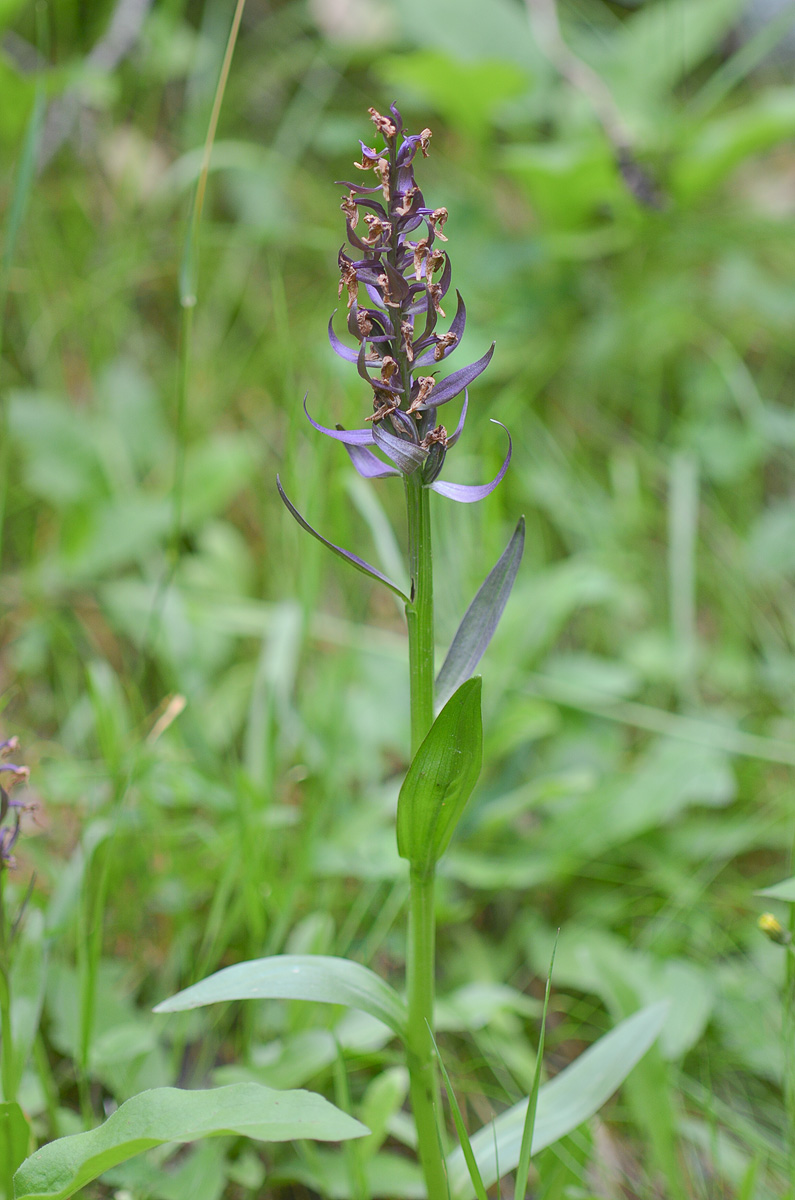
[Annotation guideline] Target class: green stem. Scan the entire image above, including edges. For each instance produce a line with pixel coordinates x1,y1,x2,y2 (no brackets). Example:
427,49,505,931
406,866,447,1199
403,476,447,1197
404,474,435,756
0,871,14,1108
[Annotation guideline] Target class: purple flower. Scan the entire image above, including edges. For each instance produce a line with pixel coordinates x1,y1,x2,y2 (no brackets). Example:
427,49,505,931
282,104,511,531
0,737,31,869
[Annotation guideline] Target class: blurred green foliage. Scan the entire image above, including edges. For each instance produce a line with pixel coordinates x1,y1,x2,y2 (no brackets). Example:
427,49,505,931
3,0,795,1195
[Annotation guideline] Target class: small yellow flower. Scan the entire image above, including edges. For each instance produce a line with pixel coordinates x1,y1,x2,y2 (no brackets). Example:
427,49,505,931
759,913,790,945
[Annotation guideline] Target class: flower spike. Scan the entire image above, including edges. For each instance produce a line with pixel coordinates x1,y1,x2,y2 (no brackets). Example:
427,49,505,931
282,106,513,590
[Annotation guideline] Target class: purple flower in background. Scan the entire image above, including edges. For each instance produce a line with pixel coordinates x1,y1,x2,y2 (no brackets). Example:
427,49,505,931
0,737,31,869
279,104,511,557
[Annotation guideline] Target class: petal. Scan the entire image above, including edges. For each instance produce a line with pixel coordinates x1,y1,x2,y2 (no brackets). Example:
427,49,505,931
372,424,428,474
303,397,374,445
413,291,466,367
335,179,384,195
427,420,511,503
419,343,495,409
446,389,469,448
344,443,401,480
384,261,410,304
277,476,409,601
388,407,421,444
328,315,359,364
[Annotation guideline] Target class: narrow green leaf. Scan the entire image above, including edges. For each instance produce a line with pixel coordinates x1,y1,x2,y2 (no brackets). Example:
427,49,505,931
514,934,557,1200
13,1084,368,1200
154,955,408,1041
1,1102,30,1179
429,1026,487,1200
757,876,795,902
436,518,524,710
277,477,410,602
447,1001,668,1196
396,677,483,873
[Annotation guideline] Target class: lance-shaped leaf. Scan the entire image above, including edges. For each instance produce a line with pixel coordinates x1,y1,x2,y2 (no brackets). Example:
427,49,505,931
448,1002,668,1198
277,477,409,602
418,343,495,409
429,421,511,503
372,424,428,475
436,517,525,709
154,954,408,1040
396,677,483,874
344,442,400,480
1,1101,29,1180
13,1085,368,1200
303,398,374,446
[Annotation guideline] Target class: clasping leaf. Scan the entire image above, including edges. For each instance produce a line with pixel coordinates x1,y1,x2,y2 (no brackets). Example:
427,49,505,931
397,677,483,873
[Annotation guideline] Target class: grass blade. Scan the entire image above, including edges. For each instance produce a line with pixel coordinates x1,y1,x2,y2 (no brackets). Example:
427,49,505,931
428,1023,484,1200
514,932,558,1200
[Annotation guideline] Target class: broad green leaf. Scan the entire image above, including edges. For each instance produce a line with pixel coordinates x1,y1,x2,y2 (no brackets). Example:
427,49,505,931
672,89,795,201
590,0,742,108
154,955,408,1040
394,0,544,75
396,677,483,873
1,1102,30,1182
757,877,795,903
447,1002,668,1197
13,1084,368,1200
436,519,525,709
358,1068,409,1162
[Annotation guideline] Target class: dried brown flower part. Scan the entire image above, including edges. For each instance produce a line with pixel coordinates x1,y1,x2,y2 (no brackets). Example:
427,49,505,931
408,376,436,413
377,273,400,308
354,144,379,170
363,214,392,245
366,392,399,422
395,186,417,216
419,128,432,157
374,157,391,202
434,332,458,361
401,320,415,363
340,192,359,229
356,309,373,338
413,239,429,281
429,207,448,241
426,249,445,278
420,424,448,449
369,107,397,139
380,356,399,382
338,260,359,308
427,282,445,316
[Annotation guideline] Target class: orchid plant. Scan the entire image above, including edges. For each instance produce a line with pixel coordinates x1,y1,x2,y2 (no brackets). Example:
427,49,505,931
11,107,667,1200
276,103,526,1195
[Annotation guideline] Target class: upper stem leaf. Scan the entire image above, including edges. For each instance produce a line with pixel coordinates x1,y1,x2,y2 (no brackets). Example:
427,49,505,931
397,677,483,873
277,477,409,603
436,517,525,709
